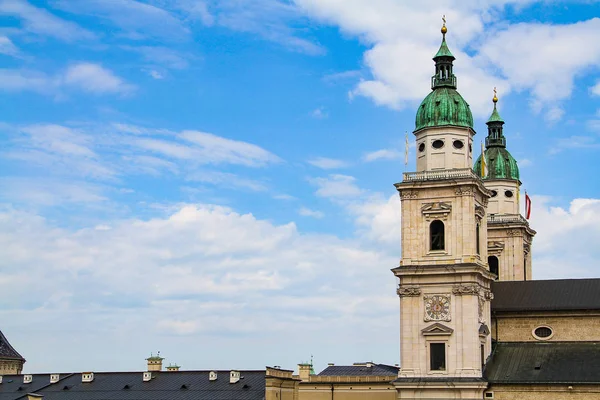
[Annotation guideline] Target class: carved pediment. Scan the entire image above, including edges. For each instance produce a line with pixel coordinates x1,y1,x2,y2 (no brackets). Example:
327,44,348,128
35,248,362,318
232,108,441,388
421,323,454,336
421,202,452,221
479,324,490,337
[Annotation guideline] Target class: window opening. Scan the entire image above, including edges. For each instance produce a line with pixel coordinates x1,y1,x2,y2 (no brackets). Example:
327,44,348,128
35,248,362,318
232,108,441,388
476,223,480,255
430,343,446,371
488,256,499,279
432,139,444,149
430,220,445,251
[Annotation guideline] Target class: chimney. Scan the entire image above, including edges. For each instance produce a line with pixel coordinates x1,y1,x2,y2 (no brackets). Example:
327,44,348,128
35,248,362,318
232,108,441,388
230,370,240,384
166,364,180,372
327,363,334,367
26,394,43,400
146,352,164,372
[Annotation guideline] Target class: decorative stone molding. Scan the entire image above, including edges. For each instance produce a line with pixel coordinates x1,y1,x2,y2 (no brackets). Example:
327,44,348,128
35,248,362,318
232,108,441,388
524,243,531,254
452,284,480,296
478,296,485,323
400,190,418,199
421,202,452,221
475,205,486,220
482,289,494,301
479,324,490,337
455,186,473,196
397,286,421,297
507,229,522,237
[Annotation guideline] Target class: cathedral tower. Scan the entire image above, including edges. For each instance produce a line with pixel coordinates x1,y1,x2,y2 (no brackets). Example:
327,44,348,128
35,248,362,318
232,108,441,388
392,21,493,399
473,94,536,281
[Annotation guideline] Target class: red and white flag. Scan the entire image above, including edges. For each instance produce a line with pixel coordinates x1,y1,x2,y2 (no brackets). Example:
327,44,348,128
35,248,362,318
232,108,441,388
525,192,532,219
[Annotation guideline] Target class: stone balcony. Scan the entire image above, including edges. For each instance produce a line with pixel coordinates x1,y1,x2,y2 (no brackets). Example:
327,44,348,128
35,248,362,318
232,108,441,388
402,168,479,183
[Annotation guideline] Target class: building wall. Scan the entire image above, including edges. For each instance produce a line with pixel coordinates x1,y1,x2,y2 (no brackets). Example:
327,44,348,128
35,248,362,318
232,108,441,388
266,368,300,400
298,381,396,400
488,384,600,399
492,311,600,342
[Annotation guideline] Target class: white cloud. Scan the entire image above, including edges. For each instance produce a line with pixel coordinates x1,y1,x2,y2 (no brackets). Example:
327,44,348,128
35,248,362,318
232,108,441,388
311,107,328,119
530,197,600,279
0,63,134,96
187,170,267,192
0,204,397,371
122,46,190,70
294,1,600,121
323,70,361,82
0,35,21,57
307,157,348,169
0,177,107,206
0,0,95,41
52,0,189,41
518,158,533,167
363,149,401,162
310,174,363,198
592,81,600,96
63,63,134,94
148,69,165,79
298,206,324,219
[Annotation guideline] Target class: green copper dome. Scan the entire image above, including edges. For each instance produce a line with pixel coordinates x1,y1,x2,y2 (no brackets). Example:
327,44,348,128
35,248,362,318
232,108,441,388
473,148,519,181
473,95,519,181
415,88,474,131
414,29,473,132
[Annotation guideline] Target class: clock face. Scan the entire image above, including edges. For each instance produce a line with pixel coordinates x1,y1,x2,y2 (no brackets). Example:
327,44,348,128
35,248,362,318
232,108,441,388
425,295,451,321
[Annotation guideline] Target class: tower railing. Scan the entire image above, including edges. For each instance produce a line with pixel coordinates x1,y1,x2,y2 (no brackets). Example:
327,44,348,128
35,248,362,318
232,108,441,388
403,168,479,182
431,75,457,89
487,214,528,225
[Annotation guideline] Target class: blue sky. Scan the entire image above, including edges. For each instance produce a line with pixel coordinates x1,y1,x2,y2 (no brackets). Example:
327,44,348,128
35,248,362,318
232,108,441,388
1,0,600,374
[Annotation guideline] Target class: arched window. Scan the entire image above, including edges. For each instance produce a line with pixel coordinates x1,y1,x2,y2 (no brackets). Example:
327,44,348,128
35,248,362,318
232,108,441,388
488,256,499,279
430,220,445,251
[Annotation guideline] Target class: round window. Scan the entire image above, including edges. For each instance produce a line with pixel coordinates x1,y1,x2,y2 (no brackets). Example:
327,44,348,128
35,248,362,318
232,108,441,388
432,140,444,149
453,140,464,149
419,143,425,152
533,326,553,340
490,190,498,198
505,190,514,198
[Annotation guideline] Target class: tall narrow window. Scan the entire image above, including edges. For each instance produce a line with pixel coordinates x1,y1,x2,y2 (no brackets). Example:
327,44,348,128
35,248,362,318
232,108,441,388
481,344,486,370
476,223,480,255
488,256,499,279
430,343,446,371
430,220,445,251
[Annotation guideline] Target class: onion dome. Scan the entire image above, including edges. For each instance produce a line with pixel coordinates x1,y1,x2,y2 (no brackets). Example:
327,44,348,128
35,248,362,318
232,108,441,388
415,19,473,132
473,90,520,180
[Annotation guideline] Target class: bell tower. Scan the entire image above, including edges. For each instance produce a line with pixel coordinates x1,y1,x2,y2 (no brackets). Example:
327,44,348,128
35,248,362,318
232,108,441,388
474,92,536,281
392,20,493,399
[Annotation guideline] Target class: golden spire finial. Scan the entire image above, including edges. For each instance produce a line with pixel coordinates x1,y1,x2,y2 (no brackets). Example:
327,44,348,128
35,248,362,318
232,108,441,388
493,87,498,103
441,15,447,35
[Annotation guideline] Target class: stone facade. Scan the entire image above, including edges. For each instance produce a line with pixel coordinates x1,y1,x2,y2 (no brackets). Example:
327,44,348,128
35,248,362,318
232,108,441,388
492,311,600,342
487,385,600,400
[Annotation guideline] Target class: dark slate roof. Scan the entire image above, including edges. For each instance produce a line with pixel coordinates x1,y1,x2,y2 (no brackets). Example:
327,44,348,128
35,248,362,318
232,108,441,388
491,278,600,312
0,330,24,361
0,371,266,400
394,377,485,383
318,363,399,377
485,342,600,384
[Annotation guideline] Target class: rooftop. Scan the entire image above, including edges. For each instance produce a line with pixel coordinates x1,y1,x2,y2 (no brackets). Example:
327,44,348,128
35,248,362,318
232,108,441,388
486,342,600,384
318,363,399,377
492,278,600,312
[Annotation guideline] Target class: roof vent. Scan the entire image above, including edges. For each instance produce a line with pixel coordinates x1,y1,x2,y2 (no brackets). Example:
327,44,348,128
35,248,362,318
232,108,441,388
366,362,373,368
62,386,70,391
50,374,60,384
180,384,188,390
327,363,334,366
82,372,94,383
142,372,153,382
123,384,131,390
230,370,240,384
243,384,250,389
209,371,217,381
23,375,33,384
